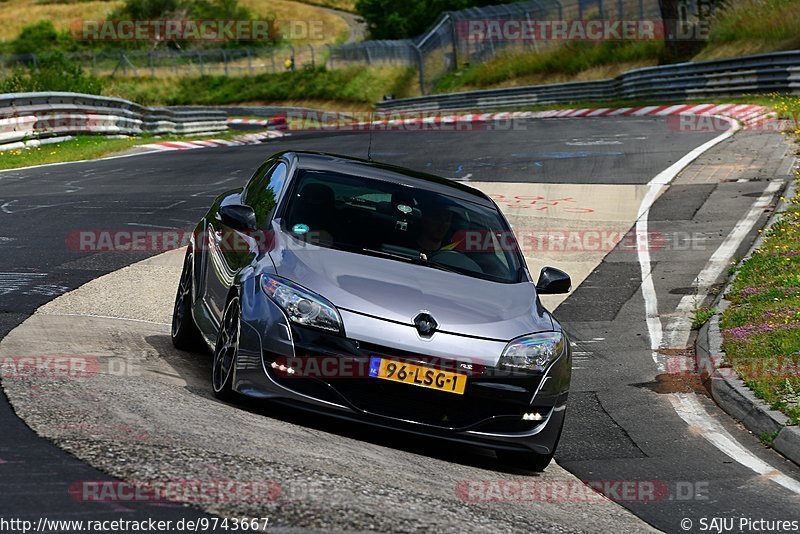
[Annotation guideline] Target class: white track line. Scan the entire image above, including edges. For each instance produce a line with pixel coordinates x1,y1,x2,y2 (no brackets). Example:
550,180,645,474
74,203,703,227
670,393,800,495
663,180,783,349
635,114,739,370
639,118,800,495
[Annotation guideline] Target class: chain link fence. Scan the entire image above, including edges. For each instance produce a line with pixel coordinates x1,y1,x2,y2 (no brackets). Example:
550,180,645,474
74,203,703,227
331,0,664,93
0,0,666,94
0,44,330,80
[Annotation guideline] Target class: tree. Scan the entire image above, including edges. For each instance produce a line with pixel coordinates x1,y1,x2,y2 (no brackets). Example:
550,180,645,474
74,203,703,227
356,0,516,40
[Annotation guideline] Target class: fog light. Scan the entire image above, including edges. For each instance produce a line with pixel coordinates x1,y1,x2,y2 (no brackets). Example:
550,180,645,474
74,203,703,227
522,412,543,421
270,362,296,374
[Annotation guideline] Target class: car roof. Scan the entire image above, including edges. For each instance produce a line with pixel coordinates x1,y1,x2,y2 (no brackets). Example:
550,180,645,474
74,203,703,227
281,151,496,208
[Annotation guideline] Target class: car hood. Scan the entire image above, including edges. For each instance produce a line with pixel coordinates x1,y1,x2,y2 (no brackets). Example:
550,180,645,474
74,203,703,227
267,229,552,341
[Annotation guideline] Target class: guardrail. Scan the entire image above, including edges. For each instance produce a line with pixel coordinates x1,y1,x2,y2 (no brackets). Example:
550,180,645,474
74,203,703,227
0,92,228,148
377,50,800,111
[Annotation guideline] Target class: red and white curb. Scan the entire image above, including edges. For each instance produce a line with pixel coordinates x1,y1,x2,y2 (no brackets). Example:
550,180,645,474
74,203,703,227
358,103,776,129
532,103,774,127
138,130,285,152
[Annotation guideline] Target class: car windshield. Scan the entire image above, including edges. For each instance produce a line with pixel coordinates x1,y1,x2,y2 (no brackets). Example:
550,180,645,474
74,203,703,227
280,169,523,284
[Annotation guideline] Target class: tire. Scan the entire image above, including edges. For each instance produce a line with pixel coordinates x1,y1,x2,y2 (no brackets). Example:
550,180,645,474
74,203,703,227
171,249,204,352
212,293,240,402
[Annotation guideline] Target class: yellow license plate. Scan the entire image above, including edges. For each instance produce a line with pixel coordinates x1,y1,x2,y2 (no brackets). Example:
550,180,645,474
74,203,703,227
368,357,466,395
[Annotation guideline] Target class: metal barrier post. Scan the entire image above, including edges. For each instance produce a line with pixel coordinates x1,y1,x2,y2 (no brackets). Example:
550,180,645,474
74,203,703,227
414,44,425,95
448,14,458,70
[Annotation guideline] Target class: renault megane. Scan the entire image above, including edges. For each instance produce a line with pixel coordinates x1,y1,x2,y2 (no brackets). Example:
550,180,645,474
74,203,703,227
171,151,572,471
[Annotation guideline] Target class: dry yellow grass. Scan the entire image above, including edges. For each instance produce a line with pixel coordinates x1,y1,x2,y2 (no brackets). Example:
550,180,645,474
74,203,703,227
0,0,349,46
460,59,658,90
692,39,800,61
294,0,356,12
226,0,349,45
0,0,122,41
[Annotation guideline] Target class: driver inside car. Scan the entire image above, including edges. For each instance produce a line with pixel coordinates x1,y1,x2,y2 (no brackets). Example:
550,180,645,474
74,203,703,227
416,202,454,256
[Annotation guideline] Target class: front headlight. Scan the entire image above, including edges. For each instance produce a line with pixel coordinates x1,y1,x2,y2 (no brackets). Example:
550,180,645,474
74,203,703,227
499,332,563,372
262,275,342,333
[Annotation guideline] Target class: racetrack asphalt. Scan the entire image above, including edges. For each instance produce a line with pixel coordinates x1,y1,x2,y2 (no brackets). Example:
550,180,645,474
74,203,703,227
1,116,798,533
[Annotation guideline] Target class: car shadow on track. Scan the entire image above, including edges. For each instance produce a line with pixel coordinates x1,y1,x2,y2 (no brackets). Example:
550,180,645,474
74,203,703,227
147,334,547,476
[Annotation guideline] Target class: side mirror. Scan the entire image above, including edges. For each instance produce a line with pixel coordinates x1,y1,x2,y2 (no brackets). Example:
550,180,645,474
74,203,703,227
219,204,257,232
536,267,571,295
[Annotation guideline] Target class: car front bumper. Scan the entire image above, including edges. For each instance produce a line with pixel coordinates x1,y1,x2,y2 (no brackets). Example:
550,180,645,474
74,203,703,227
231,299,570,455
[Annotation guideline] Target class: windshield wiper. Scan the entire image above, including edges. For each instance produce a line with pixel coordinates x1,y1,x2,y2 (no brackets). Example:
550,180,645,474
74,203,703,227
361,247,421,263
360,248,461,275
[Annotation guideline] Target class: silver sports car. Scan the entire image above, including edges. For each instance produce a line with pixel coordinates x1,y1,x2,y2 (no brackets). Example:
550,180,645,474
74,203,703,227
172,151,572,471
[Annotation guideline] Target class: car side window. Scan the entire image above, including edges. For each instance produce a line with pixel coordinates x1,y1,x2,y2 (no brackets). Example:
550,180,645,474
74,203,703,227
246,161,289,228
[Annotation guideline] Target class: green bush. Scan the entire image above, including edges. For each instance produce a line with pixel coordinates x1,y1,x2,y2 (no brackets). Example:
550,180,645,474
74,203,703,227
0,53,103,94
10,20,78,56
99,66,411,105
167,66,382,103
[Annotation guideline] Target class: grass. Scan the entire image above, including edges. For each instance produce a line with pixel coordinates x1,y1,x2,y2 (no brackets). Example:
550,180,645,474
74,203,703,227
239,0,349,45
434,40,664,93
432,0,800,95
103,65,418,106
692,307,718,330
760,431,780,446
720,124,800,425
290,0,356,13
0,0,350,46
0,136,145,170
0,0,119,42
695,0,800,60
0,130,246,170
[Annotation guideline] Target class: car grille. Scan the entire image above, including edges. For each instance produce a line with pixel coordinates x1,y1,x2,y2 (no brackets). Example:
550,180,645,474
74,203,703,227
264,328,545,430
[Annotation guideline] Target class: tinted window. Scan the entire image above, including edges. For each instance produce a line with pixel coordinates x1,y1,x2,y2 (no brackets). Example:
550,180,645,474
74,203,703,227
281,169,523,284
246,161,289,228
